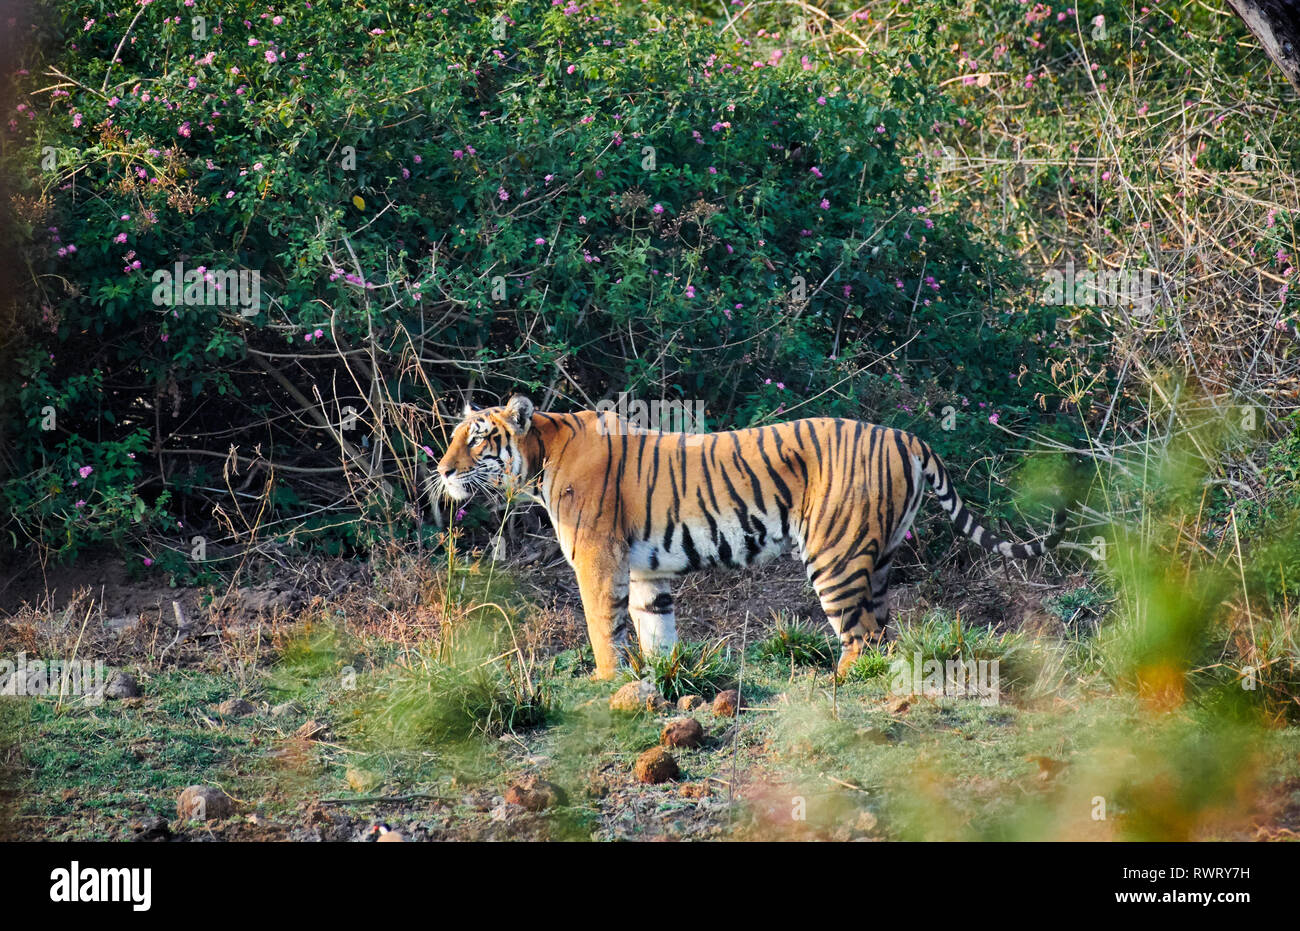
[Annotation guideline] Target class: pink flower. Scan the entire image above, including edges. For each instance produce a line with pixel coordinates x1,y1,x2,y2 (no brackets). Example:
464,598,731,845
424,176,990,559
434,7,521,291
143,557,153,567
652,203,664,214
78,465,93,479
989,413,999,424
75,499,86,509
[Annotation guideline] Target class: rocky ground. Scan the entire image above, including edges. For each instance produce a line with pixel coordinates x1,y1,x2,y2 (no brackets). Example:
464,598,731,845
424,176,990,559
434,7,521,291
2,546,1297,842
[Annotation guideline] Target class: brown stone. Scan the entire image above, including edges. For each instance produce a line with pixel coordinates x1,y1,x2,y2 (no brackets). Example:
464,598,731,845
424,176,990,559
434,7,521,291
104,671,140,699
504,775,568,811
633,747,679,784
679,781,712,799
294,719,330,740
610,680,663,713
713,689,741,717
677,694,705,711
660,717,705,749
886,695,912,715
217,698,255,717
176,785,235,821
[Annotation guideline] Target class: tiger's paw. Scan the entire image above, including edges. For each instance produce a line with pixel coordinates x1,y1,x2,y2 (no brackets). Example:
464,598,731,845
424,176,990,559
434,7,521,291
835,639,865,682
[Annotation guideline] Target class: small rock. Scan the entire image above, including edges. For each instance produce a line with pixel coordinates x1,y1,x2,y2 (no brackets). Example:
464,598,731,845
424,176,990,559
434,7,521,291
345,767,380,793
489,804,512,822
634,747,679,784
610,679,663,713
854,810,879,835
677,694,705,711
712,689,741,717
376,828,404,842
679,781,712,799
129,815,172,841
886,695,912,715
271,701,303,717
217,698,255,717
176,785,235,821
294,719,330,741
660,717,705,749
104,671,140,699
504,775,568,811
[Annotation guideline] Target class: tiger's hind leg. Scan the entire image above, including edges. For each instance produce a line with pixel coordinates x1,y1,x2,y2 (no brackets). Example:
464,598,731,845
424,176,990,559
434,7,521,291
870,551,896,642
807,555,883,680
629,574,678,657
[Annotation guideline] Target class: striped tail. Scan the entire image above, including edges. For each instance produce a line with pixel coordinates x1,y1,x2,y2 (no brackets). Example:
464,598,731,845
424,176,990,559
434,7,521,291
915,441,1064,559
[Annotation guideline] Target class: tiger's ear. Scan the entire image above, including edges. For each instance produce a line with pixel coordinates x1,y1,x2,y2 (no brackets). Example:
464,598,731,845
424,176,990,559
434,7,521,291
462,400,481,420
502,395,534,436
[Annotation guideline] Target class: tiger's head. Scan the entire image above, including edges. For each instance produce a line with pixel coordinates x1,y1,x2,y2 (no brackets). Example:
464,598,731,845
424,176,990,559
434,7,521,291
435,395,535,502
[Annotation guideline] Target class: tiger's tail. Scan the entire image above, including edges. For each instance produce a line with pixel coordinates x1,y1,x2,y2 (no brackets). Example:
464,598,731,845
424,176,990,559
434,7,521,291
914,440,1064,559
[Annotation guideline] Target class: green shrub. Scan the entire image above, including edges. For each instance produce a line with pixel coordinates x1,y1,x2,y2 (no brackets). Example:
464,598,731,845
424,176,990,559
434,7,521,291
889,610,1057,699
844,650,892,683
623,639,736,701
2,0,1073,562
754,613,837,669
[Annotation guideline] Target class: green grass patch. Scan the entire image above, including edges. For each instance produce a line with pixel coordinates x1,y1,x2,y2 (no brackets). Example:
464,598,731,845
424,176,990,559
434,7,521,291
622,639,737,701
754,614,837,669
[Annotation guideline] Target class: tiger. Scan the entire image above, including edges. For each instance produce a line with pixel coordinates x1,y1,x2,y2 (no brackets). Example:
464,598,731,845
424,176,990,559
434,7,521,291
436,395,1064,680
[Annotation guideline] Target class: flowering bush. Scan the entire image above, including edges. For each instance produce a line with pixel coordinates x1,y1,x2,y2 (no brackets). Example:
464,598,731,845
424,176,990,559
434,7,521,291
1,0,1075,563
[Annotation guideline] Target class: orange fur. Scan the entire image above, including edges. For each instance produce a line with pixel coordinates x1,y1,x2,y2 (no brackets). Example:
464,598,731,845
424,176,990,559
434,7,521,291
438,398,1061,679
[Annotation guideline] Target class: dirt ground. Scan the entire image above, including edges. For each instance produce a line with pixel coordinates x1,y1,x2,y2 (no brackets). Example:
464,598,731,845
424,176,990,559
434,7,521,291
7,540,1289,844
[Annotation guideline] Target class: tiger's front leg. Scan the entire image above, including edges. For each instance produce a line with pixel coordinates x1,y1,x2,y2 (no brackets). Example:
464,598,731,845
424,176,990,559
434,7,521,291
629,574,678,657
572,545,634,679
